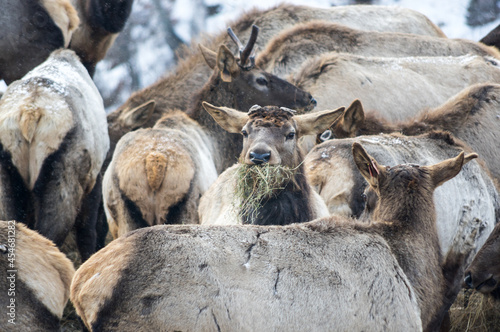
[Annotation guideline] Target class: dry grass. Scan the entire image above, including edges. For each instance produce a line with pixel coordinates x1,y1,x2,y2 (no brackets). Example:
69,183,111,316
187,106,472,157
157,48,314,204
450,289,500,332
234,163,296,222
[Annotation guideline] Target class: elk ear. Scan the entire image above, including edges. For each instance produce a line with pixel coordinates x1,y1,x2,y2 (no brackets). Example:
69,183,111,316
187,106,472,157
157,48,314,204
352,142,385,190
199,44,217,69
202,101,248,133
337,99,364,136
295,107,345,137
119,100,156,129
425,152,477,188
217,45,240,82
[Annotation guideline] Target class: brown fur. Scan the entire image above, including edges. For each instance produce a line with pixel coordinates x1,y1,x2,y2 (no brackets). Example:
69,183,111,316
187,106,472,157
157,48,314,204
256,21,500,77
464,222,500,297
103,111,217,238
352,143,476,331
69,0,134,76
199,104,342,225
0,220,75,331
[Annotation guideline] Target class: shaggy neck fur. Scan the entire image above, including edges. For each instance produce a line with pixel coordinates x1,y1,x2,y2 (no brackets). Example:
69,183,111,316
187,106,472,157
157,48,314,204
240,163,313,226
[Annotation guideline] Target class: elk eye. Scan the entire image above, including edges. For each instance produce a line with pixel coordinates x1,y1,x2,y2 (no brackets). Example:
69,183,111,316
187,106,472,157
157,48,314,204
241,130,248,137
256,77,268,86
361,193,367,201
286,132,295,140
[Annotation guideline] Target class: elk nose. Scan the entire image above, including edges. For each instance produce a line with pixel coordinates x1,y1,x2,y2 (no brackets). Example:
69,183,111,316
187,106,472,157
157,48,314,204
249,151,271,164
464,272,473,289
310,96,317,106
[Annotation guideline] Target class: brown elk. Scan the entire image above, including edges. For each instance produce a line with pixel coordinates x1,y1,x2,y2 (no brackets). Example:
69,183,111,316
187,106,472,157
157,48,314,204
108,3,447,145
198,103,341,225
0,49,109,260
291,53,500,119
0,221,75,331
327,83,500,182
256,21,500,78
103,111,217,238
464,222,500,299
351,143,478,331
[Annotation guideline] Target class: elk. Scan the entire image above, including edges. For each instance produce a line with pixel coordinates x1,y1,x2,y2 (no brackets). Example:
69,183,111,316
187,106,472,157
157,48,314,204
0,0,132,83
0,49,109,261
0,220,75,331
327,83,500,182
198,103,341,225
291,53,500,120
107,3,446,146
351,143,478,331
103,111,217,238
464,222,500,299
256,21,500,78
305,132,499,328
70,142,473,331
102,27,315,237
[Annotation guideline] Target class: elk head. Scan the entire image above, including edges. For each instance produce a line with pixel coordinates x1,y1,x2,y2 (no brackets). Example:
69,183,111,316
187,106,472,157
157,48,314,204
199,25,317,113
202,102,344,169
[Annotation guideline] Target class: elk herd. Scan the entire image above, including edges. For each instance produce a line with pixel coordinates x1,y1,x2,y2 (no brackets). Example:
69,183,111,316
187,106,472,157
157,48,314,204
2,1,500,331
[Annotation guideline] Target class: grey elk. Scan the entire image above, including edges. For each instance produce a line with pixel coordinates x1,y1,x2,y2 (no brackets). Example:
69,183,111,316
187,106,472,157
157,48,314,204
256,21,500,78
0,221,75,331
198,103,340,225
290,53,500,120
0,49,109,260
70,142,474,331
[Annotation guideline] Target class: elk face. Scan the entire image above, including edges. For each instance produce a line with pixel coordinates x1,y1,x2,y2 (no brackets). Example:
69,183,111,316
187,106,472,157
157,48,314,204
199,25,317,113
202,102,344,168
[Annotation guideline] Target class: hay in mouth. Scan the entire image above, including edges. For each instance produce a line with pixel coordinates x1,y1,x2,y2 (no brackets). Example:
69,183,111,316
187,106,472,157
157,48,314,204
234,163,296,222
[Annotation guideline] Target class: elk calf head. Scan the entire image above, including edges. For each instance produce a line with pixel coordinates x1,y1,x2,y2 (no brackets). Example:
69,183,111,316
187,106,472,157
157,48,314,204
203,102,344,168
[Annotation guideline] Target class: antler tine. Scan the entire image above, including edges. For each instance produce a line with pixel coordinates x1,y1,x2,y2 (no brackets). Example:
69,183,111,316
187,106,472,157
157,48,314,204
240,25,259,67
227,27,244,50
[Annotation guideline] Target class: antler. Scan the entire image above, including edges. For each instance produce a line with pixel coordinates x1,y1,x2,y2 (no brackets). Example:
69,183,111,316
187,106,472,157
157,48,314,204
227,25,259,70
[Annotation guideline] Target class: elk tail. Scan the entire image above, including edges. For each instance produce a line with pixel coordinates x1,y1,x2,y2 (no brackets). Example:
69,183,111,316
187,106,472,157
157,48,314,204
19,105,42,143
145,151,168,191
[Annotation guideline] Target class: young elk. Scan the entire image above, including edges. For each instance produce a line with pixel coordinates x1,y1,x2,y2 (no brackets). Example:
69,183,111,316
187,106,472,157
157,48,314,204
198,102,342,225
464,222,500,299
351,143,478,331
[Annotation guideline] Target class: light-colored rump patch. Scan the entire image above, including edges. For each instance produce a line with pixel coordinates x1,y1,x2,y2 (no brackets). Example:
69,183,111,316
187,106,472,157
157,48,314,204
145,152,168,191
115,133,195,226
9,221,75,318
41,0,80,47
0,83,74,189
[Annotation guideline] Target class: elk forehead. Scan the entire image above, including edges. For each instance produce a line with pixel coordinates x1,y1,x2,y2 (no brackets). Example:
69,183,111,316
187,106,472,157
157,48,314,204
247,106,295,127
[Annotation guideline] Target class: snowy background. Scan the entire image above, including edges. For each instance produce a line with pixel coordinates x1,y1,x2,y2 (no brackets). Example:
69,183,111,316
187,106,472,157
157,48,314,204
3,0,500,112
